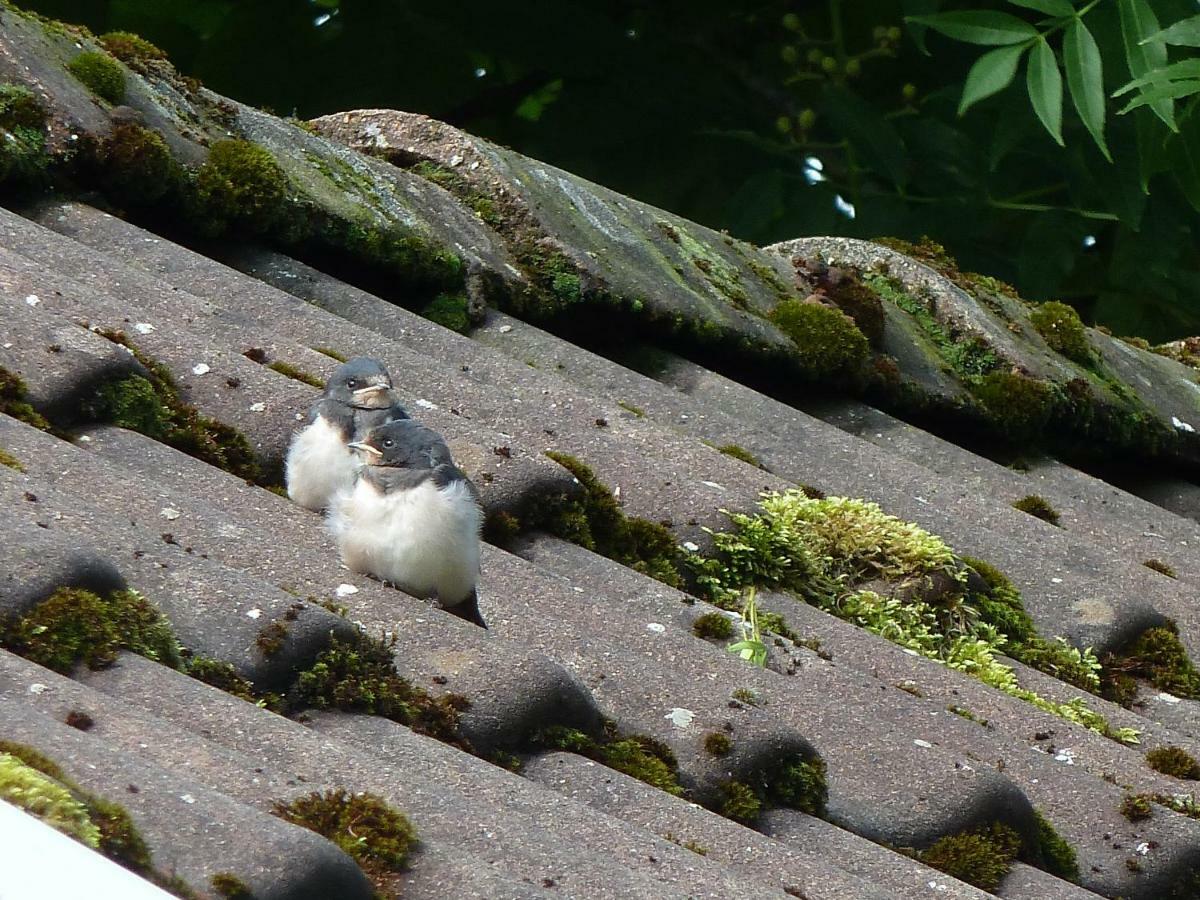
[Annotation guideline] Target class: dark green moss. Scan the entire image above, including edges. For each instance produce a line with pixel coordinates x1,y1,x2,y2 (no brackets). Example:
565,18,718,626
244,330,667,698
266,361,324,389
542,451,683,588
195,140,290,236
273,789,416,881
98,32,166,68
768,755,827,815
1120,793,1153,821
717,444,763,468
918,822,1021,892
293,633,468,745
1032,810,1078,882
420,293,471,333
1143,558,1177,578
1011,494,1061,527
692,612,734,640
961,556,1036,646
482,509,522,545
1,587,181,673
717,780,762,825
67,51,125,104
703,732,732,756
184,656,282,710
1146,745,1200,780
0,447,23,471
800,262,886,348
312,346,349,363
324,216,464,290
1101,623,1200,703
407,160,501,226
0,83,49,187
972,371,1057,439
0,366,51,431
255,620,289,658
731,687,759,706
88,336,262,483
98,122,184,207
1030,301,1091,365
768,299,870,381
210,873,254,899
533,724,684,796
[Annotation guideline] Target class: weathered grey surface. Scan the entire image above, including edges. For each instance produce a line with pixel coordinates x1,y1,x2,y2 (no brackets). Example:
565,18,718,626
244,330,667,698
998,863,1106,900
0,527,125,620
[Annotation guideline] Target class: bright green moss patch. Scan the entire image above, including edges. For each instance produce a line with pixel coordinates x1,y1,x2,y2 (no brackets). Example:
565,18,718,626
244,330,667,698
210,873,254,899
716,444,763,468
266,361,323,389
98,31,166,67
0,366,51,431
0,446,23,471
1011,494,1061,527
88,334,262,483
293,633,468,745
1146,745,1200,780
1143,558,1177,578
1,587,181,674
273,789,416,883
195,140,290,235
0,752,100,846
768,299,869,381
542,451,683,587
533,724,684,796
918,822,1021,892
1101,623,1200,703
0,83,49,187
420,292,470,333
1030,301,1091,365
67,51,125,104
692,612,734,640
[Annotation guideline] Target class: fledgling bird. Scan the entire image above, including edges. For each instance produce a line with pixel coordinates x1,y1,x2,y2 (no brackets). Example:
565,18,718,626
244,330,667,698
328,418,485,627
285,357,408,512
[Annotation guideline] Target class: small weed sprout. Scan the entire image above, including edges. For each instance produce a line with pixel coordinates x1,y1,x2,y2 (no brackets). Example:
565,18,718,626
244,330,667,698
727,587,768,667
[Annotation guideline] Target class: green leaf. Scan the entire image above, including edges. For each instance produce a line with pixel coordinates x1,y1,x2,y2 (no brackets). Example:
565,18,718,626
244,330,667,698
1140,14,1200,48
1008,0,1074,17
1113,59,1200,97
1170,114,1200,212
1118,79,1200,113
1118,0,1176,130
1064,20,1110,161
959,44,1027,114
821,84,909,188
906,11,1038,45
1027,39,1064,145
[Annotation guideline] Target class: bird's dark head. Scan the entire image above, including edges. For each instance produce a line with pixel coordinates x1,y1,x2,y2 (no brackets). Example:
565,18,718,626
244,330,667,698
348,419,452,469
324,357,397,409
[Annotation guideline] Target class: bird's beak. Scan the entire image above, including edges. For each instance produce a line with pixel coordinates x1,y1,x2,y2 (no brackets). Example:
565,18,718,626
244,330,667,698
351,383,396,409
347,441,383,459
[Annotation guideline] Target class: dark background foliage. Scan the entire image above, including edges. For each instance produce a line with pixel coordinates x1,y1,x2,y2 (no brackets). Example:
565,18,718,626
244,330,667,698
23,0,1200,341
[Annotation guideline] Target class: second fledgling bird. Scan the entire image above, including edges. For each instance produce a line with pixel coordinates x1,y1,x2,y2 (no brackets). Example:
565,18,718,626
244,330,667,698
285,357,407,512
328,418,485,626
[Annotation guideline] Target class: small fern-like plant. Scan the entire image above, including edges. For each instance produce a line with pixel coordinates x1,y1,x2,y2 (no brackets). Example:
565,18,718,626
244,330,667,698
727,586,768,667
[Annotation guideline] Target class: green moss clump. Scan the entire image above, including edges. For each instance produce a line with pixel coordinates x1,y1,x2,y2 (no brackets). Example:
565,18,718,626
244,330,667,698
1120,793,1153,821
195,140,289,235
0,366,51,431
0,447,23,471
1011,494,1061,527
99,122,183,207
67,51,125,104
1030,301,1091,365
768,299,870,381
972,371,1057,439
533,724,684,796
822,269,885,348
98,32,166,68
692,612,734,640
210,873,254,899
312,346,349,363
1,587,181,673
1143,558,1177,578
266,361,323,389
1032,810,1078,881
0,83,49,187
294,633,468,744
542,451,683,587
717,444,763,468
88,336,262,483
1146,745,1200,780
273,789,416,880
768,755,827,815
918,822,1021,892
1101,623,1200,703
0,752,101,846
717,780,762,824
482,509,522,545
420,293,471,333
703,732,732,756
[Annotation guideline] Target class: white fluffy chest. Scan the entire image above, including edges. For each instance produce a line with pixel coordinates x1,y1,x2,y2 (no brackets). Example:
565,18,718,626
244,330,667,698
285,416,359,511
329,477,481,605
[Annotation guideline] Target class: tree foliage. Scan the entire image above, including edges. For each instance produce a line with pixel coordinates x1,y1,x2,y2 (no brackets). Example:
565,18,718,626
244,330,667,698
22,0,1200,339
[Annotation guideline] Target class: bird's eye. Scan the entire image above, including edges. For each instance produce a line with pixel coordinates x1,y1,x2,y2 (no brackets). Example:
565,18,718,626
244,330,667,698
347,379,358,389
383,439,394,448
